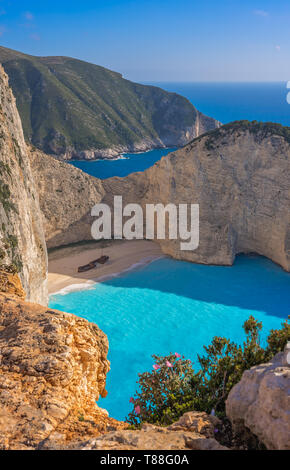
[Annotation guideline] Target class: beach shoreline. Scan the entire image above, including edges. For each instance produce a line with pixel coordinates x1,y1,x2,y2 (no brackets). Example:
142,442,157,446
48,240,164,295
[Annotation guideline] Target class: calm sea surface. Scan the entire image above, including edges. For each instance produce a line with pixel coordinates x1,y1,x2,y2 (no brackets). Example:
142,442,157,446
152,82,290,127
57,83,290,420
49,255,289,420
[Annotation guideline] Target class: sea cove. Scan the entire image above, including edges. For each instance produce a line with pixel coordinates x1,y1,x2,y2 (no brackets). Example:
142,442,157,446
49,254,289,421
1,1,290,452
70,82,290,181
69,147,177,179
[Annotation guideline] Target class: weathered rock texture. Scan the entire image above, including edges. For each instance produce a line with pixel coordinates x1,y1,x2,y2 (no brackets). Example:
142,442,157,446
30,147,104,248
0,65,47,304
32,122,290,271
0,46,220,160
0,292,126,450
103,122,290,271
76,412,227,451
226,344,290,450
0,267,25,300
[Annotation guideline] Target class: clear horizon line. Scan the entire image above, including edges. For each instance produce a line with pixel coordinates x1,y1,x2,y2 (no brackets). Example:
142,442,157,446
140,80,288,84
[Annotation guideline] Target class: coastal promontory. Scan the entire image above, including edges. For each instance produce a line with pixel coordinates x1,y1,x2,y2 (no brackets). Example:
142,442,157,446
0,46,220,160
32,121,290,271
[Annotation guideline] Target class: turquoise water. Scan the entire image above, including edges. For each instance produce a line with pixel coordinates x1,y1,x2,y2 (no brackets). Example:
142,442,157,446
49,255,289,421
69,147,176,179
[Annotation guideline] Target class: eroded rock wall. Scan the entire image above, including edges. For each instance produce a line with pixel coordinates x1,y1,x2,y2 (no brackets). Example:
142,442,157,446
31,123,290,271
103,124,290,271
0,292,124,450
0,65,47,304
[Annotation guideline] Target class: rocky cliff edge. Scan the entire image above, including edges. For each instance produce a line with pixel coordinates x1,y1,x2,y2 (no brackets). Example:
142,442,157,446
32,121,290,271
0,65,47,305
0,284,227,451
0,291,126,450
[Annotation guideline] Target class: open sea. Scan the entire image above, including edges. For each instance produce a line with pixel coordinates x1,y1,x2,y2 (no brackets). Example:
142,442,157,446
153,82,290,127
53,82,290,421
70,82,290,179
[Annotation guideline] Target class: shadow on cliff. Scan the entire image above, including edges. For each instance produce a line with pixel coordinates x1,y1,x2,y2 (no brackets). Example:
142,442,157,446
94,254,289,320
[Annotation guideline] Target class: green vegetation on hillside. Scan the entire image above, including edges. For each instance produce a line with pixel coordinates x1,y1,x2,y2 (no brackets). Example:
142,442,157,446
0,46,217,156
221,120,290,141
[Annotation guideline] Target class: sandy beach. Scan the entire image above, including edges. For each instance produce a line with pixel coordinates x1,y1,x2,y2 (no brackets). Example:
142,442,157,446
48,240,163,295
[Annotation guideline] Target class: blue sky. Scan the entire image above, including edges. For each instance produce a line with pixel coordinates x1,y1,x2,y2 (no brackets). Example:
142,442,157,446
0,0,289,81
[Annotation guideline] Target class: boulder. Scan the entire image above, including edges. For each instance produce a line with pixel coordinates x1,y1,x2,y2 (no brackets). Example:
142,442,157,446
226,344,290,450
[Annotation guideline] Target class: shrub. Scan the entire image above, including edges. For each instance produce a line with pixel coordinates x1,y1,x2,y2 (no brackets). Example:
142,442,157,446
0,263,18,274
127,353,195,426
127,316,289,426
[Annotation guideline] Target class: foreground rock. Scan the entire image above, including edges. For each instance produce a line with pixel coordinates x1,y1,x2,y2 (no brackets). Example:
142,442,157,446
0,65,47,304
72,412,228,451
226,344,290,450
0,267,25,300
0,293,125,450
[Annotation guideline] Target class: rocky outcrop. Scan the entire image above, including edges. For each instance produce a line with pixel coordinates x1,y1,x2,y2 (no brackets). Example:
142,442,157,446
0,46,220,160
103,122,290,271
32,121,290,271
0,293,126,450
76,412,227,451
0,267,25,300
0,290,228,451
30,147,105,248
226,344,290,450
0,65,47,304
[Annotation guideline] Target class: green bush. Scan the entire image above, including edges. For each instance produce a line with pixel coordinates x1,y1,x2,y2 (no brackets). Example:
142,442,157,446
0,180,16,214
127,316,289,426
0,263,18,274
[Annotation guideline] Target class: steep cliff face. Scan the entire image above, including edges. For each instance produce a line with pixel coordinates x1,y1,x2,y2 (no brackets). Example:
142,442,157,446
0,66,47,304
32,121,290,271
226,344,290,450
0,46,220,160
30,147,105,248
0,292,126,450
